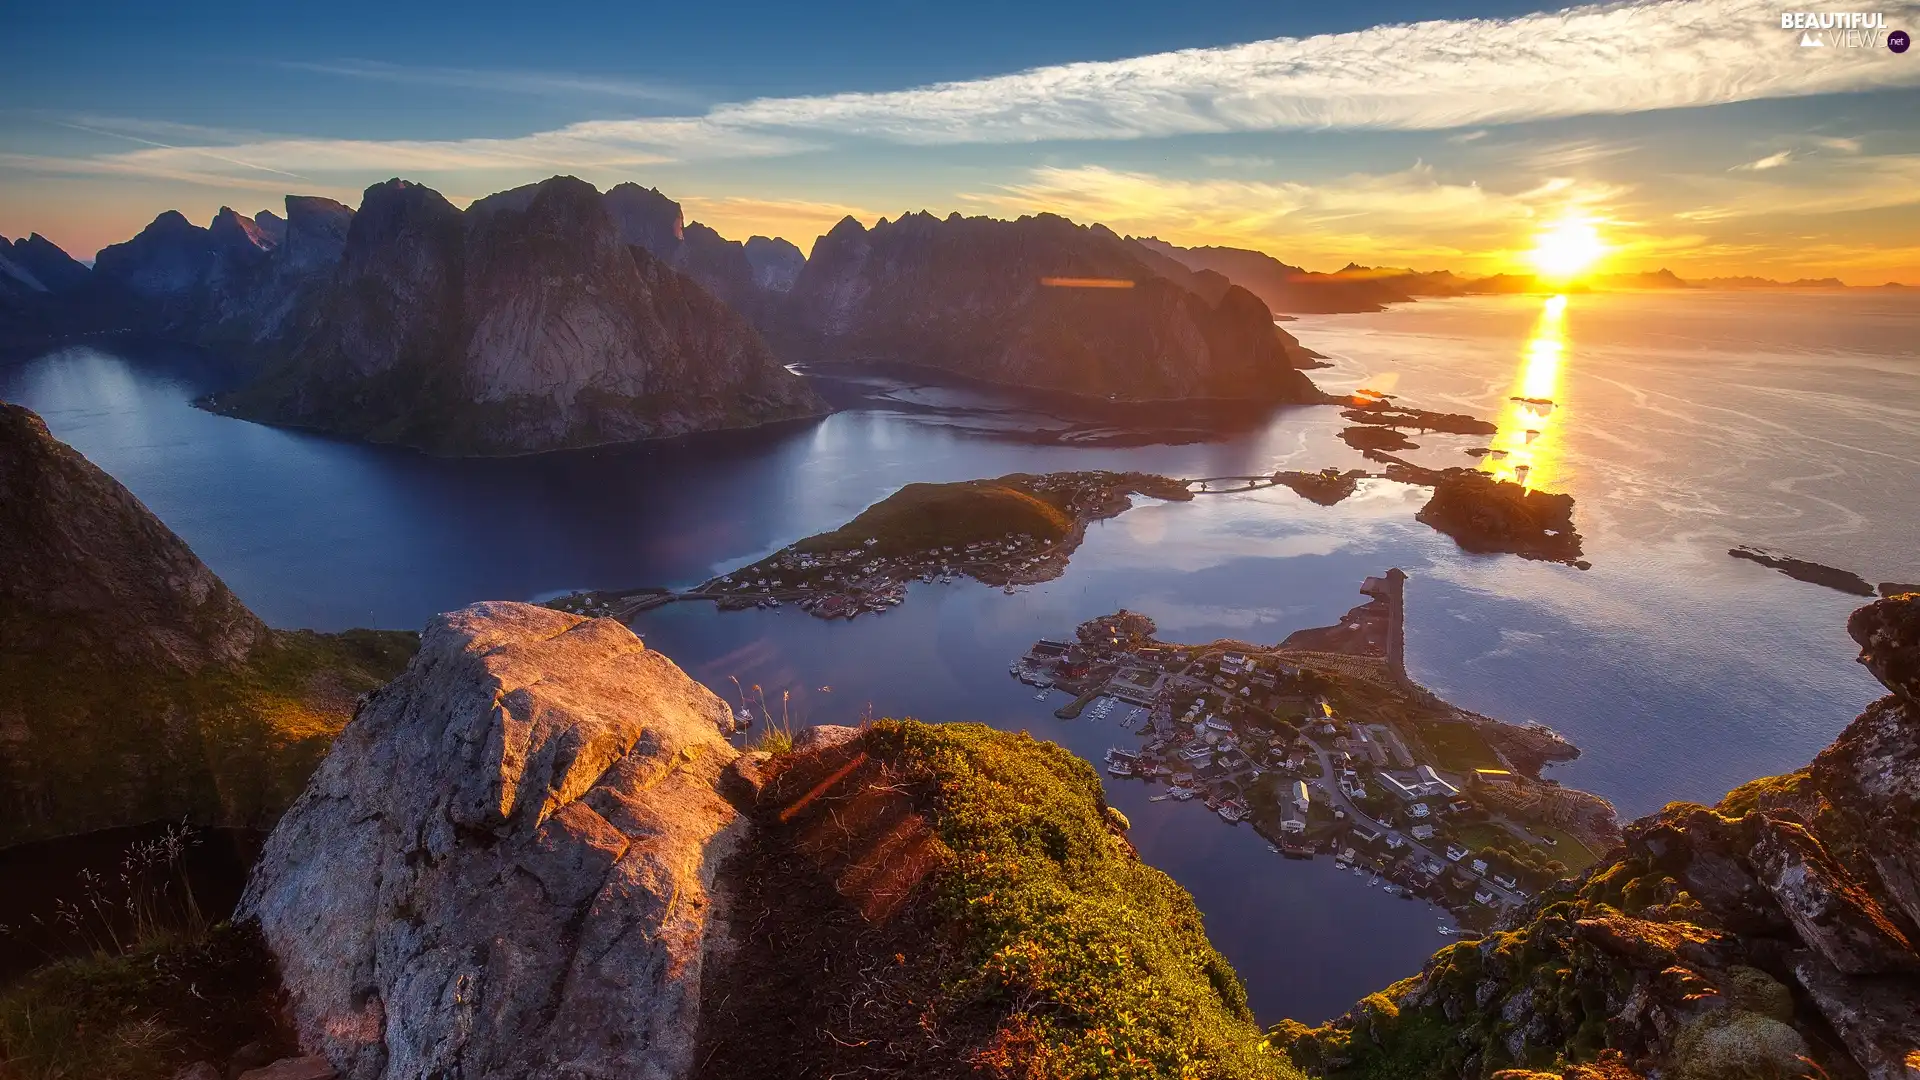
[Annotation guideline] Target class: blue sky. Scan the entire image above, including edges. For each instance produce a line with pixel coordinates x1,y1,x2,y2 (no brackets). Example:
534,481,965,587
5,0,1920,281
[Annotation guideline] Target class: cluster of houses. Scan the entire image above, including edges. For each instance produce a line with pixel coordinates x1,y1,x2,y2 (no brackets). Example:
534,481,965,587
710,529,1065,618
1018,615,1542,919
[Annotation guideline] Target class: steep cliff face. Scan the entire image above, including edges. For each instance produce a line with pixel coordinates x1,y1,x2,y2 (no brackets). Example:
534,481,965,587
787,211,1321,403
215,176,821,455
1277,593,1920,1080
744,234,804,292
0,403,415,844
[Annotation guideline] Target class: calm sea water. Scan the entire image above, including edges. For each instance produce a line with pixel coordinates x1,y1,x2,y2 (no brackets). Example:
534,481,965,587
3,289,1912,1023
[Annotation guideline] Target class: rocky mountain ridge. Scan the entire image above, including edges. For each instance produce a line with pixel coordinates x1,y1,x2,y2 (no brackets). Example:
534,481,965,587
206,175,823,455
1276,591,1920,1080
785,211,1322,403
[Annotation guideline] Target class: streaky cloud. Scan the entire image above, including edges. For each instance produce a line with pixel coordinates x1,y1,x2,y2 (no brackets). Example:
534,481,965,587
11,0,1920,189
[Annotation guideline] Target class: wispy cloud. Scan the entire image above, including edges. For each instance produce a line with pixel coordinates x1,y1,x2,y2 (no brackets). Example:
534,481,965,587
1732,149,1794,171
7,0,1916,191
280,60,700,106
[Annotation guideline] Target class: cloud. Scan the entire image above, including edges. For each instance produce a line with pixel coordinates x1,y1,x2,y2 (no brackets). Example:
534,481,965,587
1448,130,1489,144
9,0,1918,190
279,60,700,106
1812,135,1863,154
1732,149,1794,171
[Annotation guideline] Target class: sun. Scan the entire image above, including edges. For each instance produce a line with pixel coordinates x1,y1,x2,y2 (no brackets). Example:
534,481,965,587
1528,218,1606,281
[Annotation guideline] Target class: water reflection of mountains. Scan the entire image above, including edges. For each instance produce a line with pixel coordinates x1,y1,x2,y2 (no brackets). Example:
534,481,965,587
801,361,1320,447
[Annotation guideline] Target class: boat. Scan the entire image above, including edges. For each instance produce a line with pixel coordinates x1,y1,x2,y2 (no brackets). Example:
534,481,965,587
1107,761,1135,777
1149,793,1173,803
1217,804,1244,823
1004,584,1016,595
1034,691,1049,701
1267,844,1281,854
1170,787,1197,801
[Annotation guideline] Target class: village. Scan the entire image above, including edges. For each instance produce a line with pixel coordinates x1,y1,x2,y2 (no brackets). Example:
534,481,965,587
692,470,1194,620
1014,580,1618,934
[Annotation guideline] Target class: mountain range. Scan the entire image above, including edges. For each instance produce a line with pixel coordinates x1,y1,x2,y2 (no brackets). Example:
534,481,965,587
1,178,1328,454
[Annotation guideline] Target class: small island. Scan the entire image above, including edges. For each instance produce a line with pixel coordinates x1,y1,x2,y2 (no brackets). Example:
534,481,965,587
547,459,1591,624
1728,545,1877,596
694,471,1192,618
1017,573,1620,932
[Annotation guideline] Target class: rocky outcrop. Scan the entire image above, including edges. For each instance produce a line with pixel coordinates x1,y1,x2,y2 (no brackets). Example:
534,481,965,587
0,401,265,672
241,602,745,1080
0,402,416,845
743,235,804,293
213,176,822,455
1277,594,1920,1080
786,211,1321,403
1415,471,1585,565
242,612,1279,1080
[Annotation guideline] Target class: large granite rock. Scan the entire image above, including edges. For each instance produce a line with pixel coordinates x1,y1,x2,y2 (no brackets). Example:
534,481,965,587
241,602,743,1080
213,176,821,455
785,211,1321,403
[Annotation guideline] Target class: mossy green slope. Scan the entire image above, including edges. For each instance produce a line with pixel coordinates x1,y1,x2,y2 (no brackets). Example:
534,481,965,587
0,627,417,847
866,720,1301,1079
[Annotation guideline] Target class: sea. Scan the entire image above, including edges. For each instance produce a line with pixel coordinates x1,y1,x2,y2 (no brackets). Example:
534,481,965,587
4,288,1914,1025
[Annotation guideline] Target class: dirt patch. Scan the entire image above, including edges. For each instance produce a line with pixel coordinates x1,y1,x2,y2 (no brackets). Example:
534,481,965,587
694,740,995,1080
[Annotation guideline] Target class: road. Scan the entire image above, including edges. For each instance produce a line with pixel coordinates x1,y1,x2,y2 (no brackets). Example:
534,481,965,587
1303,740,1528,908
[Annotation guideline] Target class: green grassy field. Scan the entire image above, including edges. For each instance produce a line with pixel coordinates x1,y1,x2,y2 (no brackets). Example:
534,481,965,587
796,480,1074,557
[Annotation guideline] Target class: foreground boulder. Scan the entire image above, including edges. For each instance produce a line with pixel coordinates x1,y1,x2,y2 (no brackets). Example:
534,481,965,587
1276,594,1920,1079
242,604,1284,1079
241,603,741,1080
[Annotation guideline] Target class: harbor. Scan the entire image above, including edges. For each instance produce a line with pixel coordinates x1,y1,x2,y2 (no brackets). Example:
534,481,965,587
1014,575,1616,933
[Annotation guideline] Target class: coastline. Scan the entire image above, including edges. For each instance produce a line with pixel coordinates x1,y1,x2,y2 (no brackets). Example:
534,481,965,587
1014,573,1620,934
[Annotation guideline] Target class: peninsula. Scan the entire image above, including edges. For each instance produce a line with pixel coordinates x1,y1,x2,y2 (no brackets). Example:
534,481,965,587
1018,572,1619,932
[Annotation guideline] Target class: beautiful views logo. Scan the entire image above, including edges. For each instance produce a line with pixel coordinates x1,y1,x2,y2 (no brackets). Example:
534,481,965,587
1780,10,1907,48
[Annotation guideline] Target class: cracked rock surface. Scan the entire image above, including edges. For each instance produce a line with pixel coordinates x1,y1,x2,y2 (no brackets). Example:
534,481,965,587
241,602,741,1080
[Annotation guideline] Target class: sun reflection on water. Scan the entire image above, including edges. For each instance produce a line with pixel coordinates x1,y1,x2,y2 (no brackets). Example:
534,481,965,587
1483,295,1568,489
